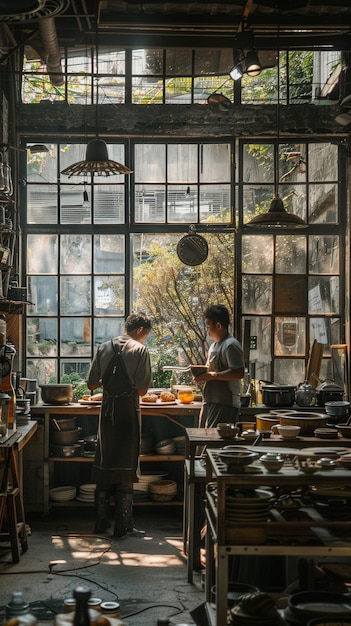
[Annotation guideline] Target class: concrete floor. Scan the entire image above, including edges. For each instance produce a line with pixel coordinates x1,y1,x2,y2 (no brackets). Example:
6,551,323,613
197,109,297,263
0,507,205,625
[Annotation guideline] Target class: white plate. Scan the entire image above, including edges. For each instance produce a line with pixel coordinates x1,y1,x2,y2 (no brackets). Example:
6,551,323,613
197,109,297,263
140,400,177,407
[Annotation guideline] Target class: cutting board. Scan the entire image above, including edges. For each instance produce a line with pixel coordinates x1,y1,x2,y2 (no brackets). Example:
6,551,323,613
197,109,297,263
306,339,324,387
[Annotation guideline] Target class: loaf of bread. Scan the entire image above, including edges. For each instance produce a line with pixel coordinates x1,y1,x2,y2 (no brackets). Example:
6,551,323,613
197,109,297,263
141,393,158,403
160,391,176,402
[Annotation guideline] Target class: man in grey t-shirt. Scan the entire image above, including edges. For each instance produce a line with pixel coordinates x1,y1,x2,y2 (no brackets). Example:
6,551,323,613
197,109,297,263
194,304,244,428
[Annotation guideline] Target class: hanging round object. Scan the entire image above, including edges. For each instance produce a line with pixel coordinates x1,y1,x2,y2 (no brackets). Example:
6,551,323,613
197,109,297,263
177,232,208,266
207,93,231,112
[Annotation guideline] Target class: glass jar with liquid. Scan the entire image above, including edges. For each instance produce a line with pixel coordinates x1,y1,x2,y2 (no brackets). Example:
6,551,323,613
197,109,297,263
177,385,194,404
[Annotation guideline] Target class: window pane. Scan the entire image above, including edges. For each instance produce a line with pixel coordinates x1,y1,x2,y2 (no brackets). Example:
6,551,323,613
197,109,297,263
94,318,125,346
60,187,91,224
94,276,125,315
27,276,58,315
199,185,231,223
276,235,306,274
242,235,273,274
308,143,338,181
200,144,231,182
309,183,338,223
168,145,197,182
274,359,305,386
132,49,163,74
164,48,191,74
27,358,57,385
274,317,306,355
309,235,339,273
60,277,91,315
135,145,166,182
60,318,91,356
27,235,58,274
242,276,272,314
94,185,125,223
135,185,165,222
243,144,274,183
310,318,341,351
308,277,339,314
278,183,307,223
167,185,197,223
279,144,307,182
94,235,125,273
242,316,272,380
27,144,58,183
27,184,58,224
60,235,91,274
61,359,91,381
26,318,57,356
165,78,192,103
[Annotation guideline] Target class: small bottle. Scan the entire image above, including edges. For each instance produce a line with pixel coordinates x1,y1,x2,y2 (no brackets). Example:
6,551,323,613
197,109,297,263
170,371,177,395
4,591,37,626
73,586,91,626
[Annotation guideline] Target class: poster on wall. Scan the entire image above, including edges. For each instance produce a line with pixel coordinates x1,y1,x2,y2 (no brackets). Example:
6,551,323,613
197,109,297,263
274,275,307,314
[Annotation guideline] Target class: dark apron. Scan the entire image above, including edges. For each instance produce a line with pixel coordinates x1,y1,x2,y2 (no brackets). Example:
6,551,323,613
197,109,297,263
92,340,140,487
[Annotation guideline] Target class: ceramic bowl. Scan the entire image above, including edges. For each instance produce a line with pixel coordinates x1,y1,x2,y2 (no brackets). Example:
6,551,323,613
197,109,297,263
217,423,239,439
217,446,259,471
272,424,301,439
279,412,327,436
336,424,351,438
260,453,285,472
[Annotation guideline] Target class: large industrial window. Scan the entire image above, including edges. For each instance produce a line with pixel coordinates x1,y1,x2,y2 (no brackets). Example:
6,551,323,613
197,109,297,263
23,138,344,391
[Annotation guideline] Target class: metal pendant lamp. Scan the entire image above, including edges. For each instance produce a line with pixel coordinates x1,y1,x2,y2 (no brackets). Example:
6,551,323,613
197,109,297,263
247,195,307,228
247,47,307,229
61,139,133,177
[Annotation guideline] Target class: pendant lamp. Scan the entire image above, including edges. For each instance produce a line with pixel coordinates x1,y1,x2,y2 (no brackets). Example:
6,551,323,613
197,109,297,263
246,195,307,228
247,48,307,229
61,139,133,177
61,6,132,178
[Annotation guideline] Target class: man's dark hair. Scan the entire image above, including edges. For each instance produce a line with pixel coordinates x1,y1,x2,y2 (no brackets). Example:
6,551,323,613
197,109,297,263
204,304,230,329
125,311,152,332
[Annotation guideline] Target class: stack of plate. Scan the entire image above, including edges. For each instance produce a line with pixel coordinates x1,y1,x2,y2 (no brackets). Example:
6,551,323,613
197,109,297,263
173,435,186,454
149,480,178,502
49,485,77,502
154,438,176,455
133,472,168,492
226,488,273,526
77,483,96,503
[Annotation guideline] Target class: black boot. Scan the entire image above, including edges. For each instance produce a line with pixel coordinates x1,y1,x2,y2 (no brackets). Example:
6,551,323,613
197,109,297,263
94,489,111,533
113,486,134,537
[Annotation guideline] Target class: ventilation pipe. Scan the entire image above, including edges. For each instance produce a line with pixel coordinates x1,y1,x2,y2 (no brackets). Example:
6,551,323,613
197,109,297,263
37,16,63,86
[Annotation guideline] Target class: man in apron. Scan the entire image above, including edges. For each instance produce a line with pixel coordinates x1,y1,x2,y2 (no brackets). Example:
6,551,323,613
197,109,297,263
87,312,152,537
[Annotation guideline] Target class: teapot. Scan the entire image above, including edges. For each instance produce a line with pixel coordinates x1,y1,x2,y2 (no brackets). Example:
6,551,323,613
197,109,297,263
296,380,317,407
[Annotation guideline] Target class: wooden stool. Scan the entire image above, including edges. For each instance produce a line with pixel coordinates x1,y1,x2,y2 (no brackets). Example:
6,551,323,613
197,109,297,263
0,446,28,562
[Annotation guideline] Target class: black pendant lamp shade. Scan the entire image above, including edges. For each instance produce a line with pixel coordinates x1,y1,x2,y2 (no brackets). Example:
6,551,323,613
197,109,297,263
247,195,307,228
61,139,133,177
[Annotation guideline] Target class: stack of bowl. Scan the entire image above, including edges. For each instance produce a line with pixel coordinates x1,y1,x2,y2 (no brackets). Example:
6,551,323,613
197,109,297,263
154,438,176,454
148,479,178,502
49,416,82,457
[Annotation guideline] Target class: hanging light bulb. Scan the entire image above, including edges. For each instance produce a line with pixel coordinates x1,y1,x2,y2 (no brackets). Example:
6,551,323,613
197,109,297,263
230,62,243,81
82,182,89,207
247,195,307,228
245,50,262,76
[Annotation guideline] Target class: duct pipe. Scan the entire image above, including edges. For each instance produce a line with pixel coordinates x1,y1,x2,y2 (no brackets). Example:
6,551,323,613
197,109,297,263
38,16,64,86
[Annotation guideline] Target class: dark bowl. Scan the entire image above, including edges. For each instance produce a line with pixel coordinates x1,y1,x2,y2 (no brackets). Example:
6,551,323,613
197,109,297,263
50,443,81,458
50,428,81,446
40,384,73,405
49,416,77,431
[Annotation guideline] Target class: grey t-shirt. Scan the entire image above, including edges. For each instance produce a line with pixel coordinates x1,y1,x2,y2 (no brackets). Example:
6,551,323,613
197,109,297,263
87,334,152,394
203,334,244,408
